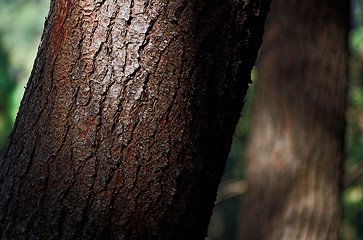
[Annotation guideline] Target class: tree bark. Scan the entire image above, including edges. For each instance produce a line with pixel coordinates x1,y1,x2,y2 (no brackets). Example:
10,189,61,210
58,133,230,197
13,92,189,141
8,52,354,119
0,0,270,239
238,0,349,239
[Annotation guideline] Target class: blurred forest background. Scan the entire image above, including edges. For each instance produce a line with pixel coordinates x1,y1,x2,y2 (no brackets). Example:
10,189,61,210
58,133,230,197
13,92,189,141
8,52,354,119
0,0,363,239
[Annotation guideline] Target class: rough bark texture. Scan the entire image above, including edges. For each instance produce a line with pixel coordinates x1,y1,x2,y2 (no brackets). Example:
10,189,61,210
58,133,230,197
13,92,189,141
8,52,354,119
238,0,349,239
0,0,270,239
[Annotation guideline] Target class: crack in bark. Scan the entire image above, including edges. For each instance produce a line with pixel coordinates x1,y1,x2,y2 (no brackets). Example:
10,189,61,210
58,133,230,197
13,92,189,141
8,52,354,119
0,0,272,238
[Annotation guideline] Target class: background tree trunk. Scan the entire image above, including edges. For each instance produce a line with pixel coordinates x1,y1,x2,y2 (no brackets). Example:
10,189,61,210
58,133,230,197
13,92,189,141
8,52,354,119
0,0,270,239
238,0,349,239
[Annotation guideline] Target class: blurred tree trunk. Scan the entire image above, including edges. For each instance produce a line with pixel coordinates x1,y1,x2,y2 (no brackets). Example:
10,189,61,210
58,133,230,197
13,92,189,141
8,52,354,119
0,0,271,239
238,0,349,239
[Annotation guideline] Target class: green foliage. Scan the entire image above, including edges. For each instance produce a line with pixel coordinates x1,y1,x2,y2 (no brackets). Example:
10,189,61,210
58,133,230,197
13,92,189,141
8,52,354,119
342,186,363,240
343,1,363,239
0,35,14,156
0,0,49,156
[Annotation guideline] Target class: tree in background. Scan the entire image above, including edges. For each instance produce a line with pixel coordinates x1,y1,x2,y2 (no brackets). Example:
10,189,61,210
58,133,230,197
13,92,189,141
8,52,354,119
238,0,349,239
0,0,271,239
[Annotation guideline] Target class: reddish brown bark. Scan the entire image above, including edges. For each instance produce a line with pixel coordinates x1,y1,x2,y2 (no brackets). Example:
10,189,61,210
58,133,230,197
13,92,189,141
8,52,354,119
238,0,349,239
0,0,270,239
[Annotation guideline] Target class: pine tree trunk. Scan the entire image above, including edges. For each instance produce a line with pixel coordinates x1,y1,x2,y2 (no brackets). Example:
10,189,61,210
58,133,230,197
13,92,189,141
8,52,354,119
0,0,270,239
238,0,349,239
